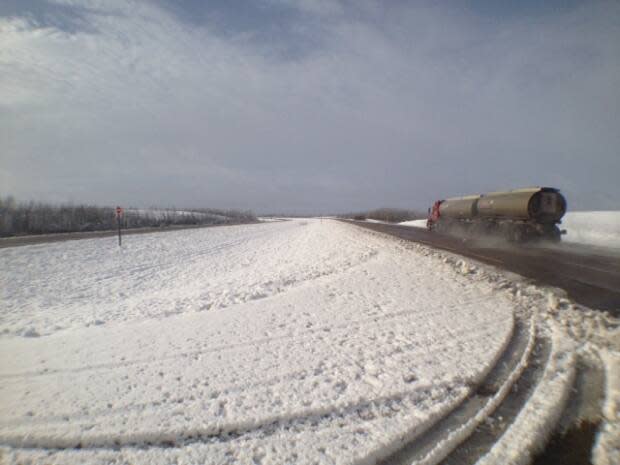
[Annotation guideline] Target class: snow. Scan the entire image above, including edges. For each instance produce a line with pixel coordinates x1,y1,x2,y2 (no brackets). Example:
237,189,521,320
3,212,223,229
562,211,620,249
0,218,615,464
0,220,517,464
399,219,428,228
408,317,537,465
477,324,577,465
593,349,620,465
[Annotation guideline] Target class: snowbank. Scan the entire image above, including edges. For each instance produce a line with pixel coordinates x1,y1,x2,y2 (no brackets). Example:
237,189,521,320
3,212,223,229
562,211,620,249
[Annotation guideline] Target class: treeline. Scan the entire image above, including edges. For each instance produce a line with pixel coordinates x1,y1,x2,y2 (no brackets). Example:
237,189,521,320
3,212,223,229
0,196,256,237
340,207,425,223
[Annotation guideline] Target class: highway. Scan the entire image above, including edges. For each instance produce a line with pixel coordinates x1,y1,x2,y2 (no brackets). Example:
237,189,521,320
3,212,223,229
349,220,620,315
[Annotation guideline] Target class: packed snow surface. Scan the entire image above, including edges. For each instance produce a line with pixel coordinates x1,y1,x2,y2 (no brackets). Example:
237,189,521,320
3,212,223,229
0,220,521,464
562,211,620,249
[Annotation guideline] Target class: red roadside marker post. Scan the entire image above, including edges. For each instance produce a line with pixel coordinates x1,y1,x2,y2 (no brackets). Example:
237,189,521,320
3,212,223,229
116,206,123,246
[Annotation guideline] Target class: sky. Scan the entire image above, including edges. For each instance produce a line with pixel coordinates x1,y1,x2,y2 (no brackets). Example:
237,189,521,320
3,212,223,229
1,0,619,213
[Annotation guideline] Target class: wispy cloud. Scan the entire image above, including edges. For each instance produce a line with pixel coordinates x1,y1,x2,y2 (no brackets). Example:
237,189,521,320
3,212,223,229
1,0,619,211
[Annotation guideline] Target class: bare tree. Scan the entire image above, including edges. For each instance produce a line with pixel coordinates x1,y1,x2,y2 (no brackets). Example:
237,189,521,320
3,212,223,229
0,196,257,237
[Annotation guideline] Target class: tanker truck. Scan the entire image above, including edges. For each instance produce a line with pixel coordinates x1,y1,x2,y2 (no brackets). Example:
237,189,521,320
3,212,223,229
427,187,567,242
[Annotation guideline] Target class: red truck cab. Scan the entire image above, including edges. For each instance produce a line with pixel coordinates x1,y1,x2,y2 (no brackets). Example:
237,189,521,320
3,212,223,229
427,200,442,230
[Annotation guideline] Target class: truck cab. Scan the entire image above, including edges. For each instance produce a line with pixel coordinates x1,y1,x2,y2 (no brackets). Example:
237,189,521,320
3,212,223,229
427,200,442,230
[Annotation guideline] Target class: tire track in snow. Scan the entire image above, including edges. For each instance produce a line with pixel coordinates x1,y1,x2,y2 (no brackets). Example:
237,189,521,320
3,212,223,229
0,379,465,451
0,304,502,385
348,223,588,465
440,337,551,465
1,316,504,430
379,315,535,465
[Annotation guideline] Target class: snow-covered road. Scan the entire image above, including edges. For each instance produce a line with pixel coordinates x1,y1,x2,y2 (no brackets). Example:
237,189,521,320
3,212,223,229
0,220,612,464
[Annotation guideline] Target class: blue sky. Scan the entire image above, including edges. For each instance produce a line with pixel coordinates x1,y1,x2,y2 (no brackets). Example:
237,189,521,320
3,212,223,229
1,0,618,212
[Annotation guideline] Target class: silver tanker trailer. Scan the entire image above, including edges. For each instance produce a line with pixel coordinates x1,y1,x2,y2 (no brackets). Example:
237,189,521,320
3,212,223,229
427,187,567,242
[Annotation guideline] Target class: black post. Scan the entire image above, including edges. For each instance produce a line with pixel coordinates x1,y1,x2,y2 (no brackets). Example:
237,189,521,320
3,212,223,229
116,206,122,246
